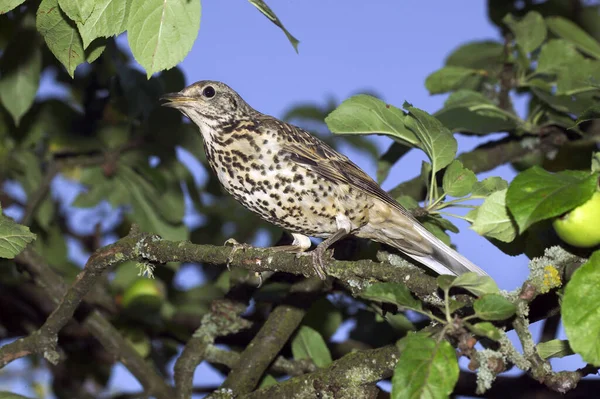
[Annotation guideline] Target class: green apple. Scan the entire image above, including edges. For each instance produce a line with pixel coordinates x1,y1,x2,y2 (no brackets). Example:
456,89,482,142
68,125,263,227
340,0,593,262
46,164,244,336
121,278,166,311
553,192,600,248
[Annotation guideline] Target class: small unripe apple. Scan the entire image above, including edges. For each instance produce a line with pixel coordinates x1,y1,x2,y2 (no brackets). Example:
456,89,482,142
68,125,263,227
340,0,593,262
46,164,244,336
553,192,600,248
121,278,165,311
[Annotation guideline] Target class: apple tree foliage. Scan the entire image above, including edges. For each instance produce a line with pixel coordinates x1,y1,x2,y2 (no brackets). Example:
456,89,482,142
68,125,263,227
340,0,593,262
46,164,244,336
0,0,600,398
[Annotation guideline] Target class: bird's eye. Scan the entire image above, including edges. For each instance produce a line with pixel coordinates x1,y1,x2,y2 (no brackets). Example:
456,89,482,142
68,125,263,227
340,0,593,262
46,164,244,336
203,86,216,98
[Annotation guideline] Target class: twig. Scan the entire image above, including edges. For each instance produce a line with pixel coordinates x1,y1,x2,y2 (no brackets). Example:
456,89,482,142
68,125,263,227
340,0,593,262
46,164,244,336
11,239,174,398
21,162,59,226
174,299,252,399
218,278,324,395
240,345,398,399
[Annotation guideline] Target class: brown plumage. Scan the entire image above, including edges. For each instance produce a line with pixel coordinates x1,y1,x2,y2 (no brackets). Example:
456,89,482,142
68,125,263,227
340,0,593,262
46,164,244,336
161,81,487,279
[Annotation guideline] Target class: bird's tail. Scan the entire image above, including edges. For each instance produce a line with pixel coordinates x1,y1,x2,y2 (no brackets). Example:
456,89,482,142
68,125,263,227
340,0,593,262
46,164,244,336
369,207,488,276
402,222,488,276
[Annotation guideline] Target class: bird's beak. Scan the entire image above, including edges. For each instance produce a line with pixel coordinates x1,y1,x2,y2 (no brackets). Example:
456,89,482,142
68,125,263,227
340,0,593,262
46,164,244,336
160,92,194,108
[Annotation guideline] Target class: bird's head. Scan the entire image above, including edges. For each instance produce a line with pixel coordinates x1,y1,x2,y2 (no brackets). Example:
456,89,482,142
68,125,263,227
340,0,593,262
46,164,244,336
161,80,256,133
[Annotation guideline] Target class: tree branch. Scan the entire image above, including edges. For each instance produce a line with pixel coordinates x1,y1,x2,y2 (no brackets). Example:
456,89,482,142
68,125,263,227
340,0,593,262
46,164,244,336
240,345,398,399
219,278,324,395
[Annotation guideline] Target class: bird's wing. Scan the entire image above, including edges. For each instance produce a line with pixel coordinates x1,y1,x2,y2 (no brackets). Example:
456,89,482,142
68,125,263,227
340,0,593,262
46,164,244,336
269,119,418,222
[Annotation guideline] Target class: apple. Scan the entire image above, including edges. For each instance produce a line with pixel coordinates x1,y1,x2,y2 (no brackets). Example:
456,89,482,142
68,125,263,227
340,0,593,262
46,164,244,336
553,191,600,248
121,278,166,311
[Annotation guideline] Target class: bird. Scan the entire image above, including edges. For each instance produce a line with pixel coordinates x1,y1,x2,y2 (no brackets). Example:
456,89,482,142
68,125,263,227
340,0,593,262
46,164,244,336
161,81,488,279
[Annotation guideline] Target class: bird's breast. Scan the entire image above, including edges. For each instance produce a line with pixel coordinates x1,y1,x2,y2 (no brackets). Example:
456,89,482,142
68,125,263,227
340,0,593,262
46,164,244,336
203,136,369,236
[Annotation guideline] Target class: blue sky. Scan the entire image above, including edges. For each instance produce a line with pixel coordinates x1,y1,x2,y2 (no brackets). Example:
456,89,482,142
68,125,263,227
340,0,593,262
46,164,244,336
3,1,590,397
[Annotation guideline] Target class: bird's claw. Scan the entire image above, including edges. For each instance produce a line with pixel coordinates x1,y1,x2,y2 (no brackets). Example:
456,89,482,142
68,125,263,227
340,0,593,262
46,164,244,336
295,248,329,279
224,238,252,270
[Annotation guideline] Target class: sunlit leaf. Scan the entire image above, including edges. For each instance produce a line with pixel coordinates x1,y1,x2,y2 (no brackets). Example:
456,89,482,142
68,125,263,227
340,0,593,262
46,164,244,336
127,0,201,77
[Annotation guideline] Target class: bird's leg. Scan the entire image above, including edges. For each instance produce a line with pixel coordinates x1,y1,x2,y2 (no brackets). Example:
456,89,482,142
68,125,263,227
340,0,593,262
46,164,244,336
268,233,312,254
308,228,349,280
224,238,253,269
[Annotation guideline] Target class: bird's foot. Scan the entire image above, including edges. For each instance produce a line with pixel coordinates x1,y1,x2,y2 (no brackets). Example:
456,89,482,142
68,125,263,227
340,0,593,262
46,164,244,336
296,247,329,280
224,238,253,269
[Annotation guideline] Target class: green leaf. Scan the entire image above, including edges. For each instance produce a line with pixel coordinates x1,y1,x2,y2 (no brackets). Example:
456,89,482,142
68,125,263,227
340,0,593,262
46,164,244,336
556,58,600,95
361,282,422,311
451,272,499,296
127,0,201,77
435,90,520,135
592,152,600,174
0,210,36,259
325,95,420,147
117,165,187,241
471,189,518,243
537,339,574,360
506,167,598,233
574,105,600,126
503,11,547,54
392,334,459,399
471,177,509,197
436,275,455,291
249,0,299,53
303,298,343,340
57,0,94,24
425,66,483,95
291,326,332,368
445,40,503,72
468,322,504,341
0,21,41,126
403,104,457,173
258,374,278,389
546,16,600,59
473,294,516,321
0,0,25,14
70,0,131,48
377,142,411,184
0,391,35,399
536,39,581,74
442,160,477,197
37,0,99,77
563,251,600,365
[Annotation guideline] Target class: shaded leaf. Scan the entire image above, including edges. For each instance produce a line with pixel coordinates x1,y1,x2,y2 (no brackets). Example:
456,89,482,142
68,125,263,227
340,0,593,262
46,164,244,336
0,208,36,259
37,0,97,77
445,40,503,72
473,294,516,321
537,339,574,360
0,17,41,125
361,282,422,311
392,334,459,399
536,39,581,74
574,105,600,126
471,189,518,243
506,167,597,233
291,326,332,368
451,273,500,296
377,142,411,184
435,90,520,135
469,322,503,341
0,392,35,399
546,16,600,59
471,177,509,197
403,103,457,173
127,0,201,77
503,11,547,53
563,251,600,365
425,66,483,95
442,160,476,197
325,95,419,147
